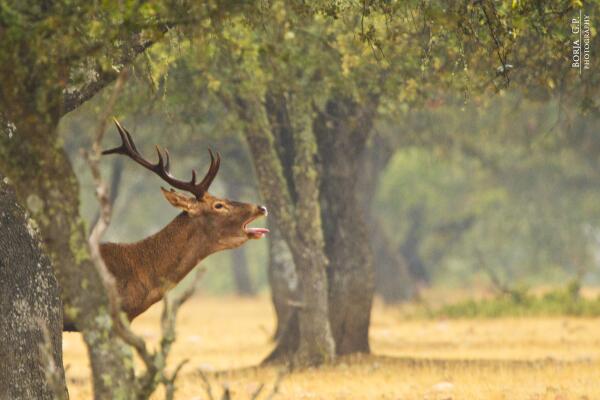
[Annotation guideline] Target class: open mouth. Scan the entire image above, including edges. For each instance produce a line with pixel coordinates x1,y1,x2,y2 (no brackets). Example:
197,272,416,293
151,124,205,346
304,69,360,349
243,215,269,239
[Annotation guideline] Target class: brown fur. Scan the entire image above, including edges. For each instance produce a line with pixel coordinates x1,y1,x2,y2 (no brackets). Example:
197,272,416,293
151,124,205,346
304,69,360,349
99,189,266,321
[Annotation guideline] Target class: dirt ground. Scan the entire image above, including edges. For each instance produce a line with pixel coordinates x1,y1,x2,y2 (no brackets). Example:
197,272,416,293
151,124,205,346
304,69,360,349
63,295,600,399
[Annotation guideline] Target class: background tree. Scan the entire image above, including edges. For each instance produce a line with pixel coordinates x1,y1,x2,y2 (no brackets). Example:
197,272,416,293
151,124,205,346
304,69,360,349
112,0,600,366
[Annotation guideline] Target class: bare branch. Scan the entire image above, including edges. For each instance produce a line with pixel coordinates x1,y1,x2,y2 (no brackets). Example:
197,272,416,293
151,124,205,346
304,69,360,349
250,383,265,400
85,67,204,399
198,369,216,400
265,368,288,400
83,68,161,393
164,359,190,400
83,69,158,368
137,268,206,397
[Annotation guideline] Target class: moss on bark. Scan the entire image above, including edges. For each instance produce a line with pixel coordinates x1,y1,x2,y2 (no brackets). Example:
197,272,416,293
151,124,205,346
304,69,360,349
1,118,135,399
0,176,66,399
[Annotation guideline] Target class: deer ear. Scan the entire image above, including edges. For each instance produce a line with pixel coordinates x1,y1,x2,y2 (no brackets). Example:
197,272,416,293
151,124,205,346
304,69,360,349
160,187,196,212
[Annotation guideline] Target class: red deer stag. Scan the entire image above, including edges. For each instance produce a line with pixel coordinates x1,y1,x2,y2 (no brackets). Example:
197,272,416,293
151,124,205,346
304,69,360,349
64,120,268,331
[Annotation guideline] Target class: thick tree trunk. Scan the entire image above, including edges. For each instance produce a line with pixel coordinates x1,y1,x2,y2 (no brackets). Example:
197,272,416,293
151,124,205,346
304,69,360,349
314,97,377,354
0,119,135,399
0,177,66,400
237,94,334,366
263,90,300,344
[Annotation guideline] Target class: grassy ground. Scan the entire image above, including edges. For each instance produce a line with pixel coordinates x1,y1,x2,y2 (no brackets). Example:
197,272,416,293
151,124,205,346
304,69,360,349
63,295,600,399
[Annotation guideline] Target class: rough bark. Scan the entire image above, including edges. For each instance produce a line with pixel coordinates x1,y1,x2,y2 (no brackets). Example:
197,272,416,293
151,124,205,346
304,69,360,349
0,176,66,400
243,90,382,360
288,115,335,365
236,94,334,366
63,34,163,115
314,97,377,354
263,89,300,343
0,118,135,399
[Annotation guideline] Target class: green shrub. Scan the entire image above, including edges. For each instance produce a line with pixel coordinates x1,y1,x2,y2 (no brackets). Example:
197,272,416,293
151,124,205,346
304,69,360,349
427,282,600,318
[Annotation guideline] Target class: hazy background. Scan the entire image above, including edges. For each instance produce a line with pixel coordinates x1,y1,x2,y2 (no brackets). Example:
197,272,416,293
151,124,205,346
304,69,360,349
60,85,600,301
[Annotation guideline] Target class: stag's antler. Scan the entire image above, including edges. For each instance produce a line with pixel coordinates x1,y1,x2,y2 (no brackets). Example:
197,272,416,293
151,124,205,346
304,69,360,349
103,119,220,199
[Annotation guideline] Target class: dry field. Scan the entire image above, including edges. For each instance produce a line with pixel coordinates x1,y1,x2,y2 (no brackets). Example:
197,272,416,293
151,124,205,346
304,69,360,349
63,295,600,399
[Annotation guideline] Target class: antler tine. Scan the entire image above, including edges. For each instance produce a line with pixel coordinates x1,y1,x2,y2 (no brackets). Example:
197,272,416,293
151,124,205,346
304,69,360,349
155,145,165,169
103,119,220,199
197,149,221,193
125,128,138,152
102,119,130,156
164,148,171,172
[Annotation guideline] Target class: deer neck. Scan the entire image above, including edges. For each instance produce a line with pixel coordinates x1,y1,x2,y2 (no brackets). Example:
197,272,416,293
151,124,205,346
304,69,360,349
142,212,213,286
105,212,215,305
101,212,218,319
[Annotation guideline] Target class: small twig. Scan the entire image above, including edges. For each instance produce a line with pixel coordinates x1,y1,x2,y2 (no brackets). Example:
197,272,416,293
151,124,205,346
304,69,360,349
84,69,158,370
265,368,287,400
250,383,265,400
137,268,206,397
479,1,510,87
164,359,189,400
85,68,201,399
198,369,216,400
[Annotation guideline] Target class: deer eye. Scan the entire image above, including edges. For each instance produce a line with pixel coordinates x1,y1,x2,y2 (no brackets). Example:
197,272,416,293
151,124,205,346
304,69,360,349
214,202,225,210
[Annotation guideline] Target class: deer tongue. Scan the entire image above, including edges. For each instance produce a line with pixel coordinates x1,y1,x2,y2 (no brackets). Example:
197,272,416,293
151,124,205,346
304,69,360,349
246,227,270,239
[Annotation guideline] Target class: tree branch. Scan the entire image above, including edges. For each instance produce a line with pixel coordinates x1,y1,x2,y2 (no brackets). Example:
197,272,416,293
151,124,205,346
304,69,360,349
85,68,200,399
63,31,164,115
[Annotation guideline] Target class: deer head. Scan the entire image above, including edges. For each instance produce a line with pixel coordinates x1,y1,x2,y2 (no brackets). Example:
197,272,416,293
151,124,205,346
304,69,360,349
103,119,269,250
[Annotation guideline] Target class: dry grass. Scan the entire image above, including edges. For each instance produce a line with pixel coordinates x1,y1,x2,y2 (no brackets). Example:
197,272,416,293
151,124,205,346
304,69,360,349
63,295,600,399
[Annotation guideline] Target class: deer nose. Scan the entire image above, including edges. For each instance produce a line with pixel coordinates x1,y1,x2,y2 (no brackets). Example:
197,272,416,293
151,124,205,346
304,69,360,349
258,205,268,216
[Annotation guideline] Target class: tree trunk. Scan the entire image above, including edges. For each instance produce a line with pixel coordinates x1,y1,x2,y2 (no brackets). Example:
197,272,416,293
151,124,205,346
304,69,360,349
399,205,430,285
235,94,334,366
359,135,416,303
0,20,177,398
0,176,66,399
371,226,415,303
225,181,255,296
263,90,300,343
314,97,376,354
0,118,135,399
230,247,255,296
266,225,298,342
